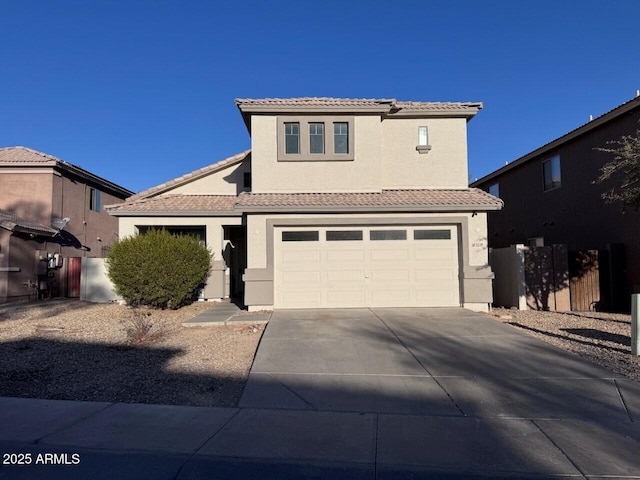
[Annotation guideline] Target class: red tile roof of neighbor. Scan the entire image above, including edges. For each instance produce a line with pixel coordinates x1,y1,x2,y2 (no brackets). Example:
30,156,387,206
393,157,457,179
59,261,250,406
0,209,58,236
0,146,64,164
0,146,134,197
107,189,502,215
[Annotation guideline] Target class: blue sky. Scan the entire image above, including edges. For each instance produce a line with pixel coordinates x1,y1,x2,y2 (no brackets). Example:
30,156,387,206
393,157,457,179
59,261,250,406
2,1,639,193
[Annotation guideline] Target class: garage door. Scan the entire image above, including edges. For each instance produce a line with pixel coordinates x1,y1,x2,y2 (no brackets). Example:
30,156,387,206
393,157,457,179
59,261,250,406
274,226,460,308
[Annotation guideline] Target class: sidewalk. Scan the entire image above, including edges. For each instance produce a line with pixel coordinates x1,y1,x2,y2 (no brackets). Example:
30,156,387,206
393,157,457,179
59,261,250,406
1,395,639,479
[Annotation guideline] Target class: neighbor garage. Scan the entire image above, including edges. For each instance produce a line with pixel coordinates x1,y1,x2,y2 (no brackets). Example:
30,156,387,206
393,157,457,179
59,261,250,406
274,225,460,308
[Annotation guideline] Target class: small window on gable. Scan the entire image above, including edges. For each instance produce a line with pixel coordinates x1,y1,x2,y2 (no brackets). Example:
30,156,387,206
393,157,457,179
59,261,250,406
489,183,499,198
309,122,325,154
243,172,252,189
285,122,300,154
334,122,349,154
416,126,431,153
543,155,561,191
89,188,101,212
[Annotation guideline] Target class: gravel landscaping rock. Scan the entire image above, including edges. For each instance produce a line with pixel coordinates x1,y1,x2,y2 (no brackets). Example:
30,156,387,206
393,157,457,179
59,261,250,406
0,300,264,407
490,307,640,382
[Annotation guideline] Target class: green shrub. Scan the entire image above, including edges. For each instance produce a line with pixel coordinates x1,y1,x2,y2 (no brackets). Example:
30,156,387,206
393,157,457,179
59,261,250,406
106,229,212,309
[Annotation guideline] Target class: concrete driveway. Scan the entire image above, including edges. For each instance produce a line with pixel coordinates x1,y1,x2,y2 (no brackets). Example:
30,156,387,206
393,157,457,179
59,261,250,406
236,307,640,477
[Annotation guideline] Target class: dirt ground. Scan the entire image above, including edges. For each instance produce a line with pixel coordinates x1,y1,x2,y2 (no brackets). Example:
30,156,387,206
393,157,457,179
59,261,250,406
489,307,640,382
0,300,264,407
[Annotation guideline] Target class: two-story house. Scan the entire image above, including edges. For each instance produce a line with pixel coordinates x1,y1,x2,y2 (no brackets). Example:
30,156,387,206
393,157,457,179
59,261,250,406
0,146,133,302
471,94,640,312
107,98,502,312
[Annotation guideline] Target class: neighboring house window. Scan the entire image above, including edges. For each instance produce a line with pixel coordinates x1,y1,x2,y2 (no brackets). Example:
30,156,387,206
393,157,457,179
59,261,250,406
285,123,300,154
334,122,349,154
278,116,354,161
309,122,325,154
543,155,561,191
89,188,101,212
528,237,544,247
489,183,499,198
243,172,252,189
416,126,431,153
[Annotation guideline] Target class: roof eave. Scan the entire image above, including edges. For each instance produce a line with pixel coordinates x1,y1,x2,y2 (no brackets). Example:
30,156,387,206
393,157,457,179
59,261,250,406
236,204,503,213
389,106,482,120
107,210,242,217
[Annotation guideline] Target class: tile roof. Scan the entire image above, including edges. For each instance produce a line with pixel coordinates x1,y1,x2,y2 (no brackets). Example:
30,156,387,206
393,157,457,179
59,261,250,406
107,189,502,215
395,101,483,111
0,146,63,165
0,209,58,236
0,146,133,197
238,188,502,211
235,98,482,120
106,195,239,215
127,150,251,201
235,97,396,107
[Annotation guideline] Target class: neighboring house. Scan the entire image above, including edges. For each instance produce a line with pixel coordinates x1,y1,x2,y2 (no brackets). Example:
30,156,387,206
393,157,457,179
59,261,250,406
0,147,133,302
107,97,502,312
471,94,640,312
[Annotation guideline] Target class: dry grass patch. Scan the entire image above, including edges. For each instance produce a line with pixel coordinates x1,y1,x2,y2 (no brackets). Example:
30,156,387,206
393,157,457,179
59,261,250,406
0,300,264,406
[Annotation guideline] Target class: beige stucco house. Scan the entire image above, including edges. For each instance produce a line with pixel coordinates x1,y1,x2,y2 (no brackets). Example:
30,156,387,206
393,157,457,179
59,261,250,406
107,98,502,312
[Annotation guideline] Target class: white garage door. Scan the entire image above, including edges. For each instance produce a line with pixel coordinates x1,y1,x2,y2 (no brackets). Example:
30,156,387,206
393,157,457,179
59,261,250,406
274,226,460,308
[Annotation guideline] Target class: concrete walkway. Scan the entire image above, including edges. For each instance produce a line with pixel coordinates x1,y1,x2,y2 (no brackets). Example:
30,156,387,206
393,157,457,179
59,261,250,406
1,308,639,479
182,300,271,327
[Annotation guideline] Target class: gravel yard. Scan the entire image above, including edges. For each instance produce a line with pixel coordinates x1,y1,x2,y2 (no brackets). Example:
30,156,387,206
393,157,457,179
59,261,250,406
490,307,640,382
0,300,264,407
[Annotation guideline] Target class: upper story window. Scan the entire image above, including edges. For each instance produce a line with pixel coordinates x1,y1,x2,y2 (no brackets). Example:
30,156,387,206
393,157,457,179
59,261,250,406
309,122,325,154
284,123,300,154
89,188,101,212
543,155,561,191
334,122,349,154
488,183,499,198
277,116,354,161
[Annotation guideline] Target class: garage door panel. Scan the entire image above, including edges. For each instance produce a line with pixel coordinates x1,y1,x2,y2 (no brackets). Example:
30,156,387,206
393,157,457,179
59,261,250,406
414,268,457,282
281,290,322,308
281,250,321,264
326,250,366,262
414,248,455,261
369,269,410,282
369,249,410,261
326,290,367,306
326,270,365,282
281,271,322,284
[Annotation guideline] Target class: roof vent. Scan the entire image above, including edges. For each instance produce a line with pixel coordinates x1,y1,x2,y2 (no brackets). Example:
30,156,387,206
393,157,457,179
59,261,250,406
589,114,593,121
636,89,640,97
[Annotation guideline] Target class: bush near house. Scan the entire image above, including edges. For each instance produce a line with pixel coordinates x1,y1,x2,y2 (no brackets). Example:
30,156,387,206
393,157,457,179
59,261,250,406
106,229,211,309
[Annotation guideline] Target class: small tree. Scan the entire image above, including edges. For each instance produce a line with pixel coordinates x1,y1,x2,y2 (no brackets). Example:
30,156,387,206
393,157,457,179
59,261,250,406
106,229,211,309
595,127,640,211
